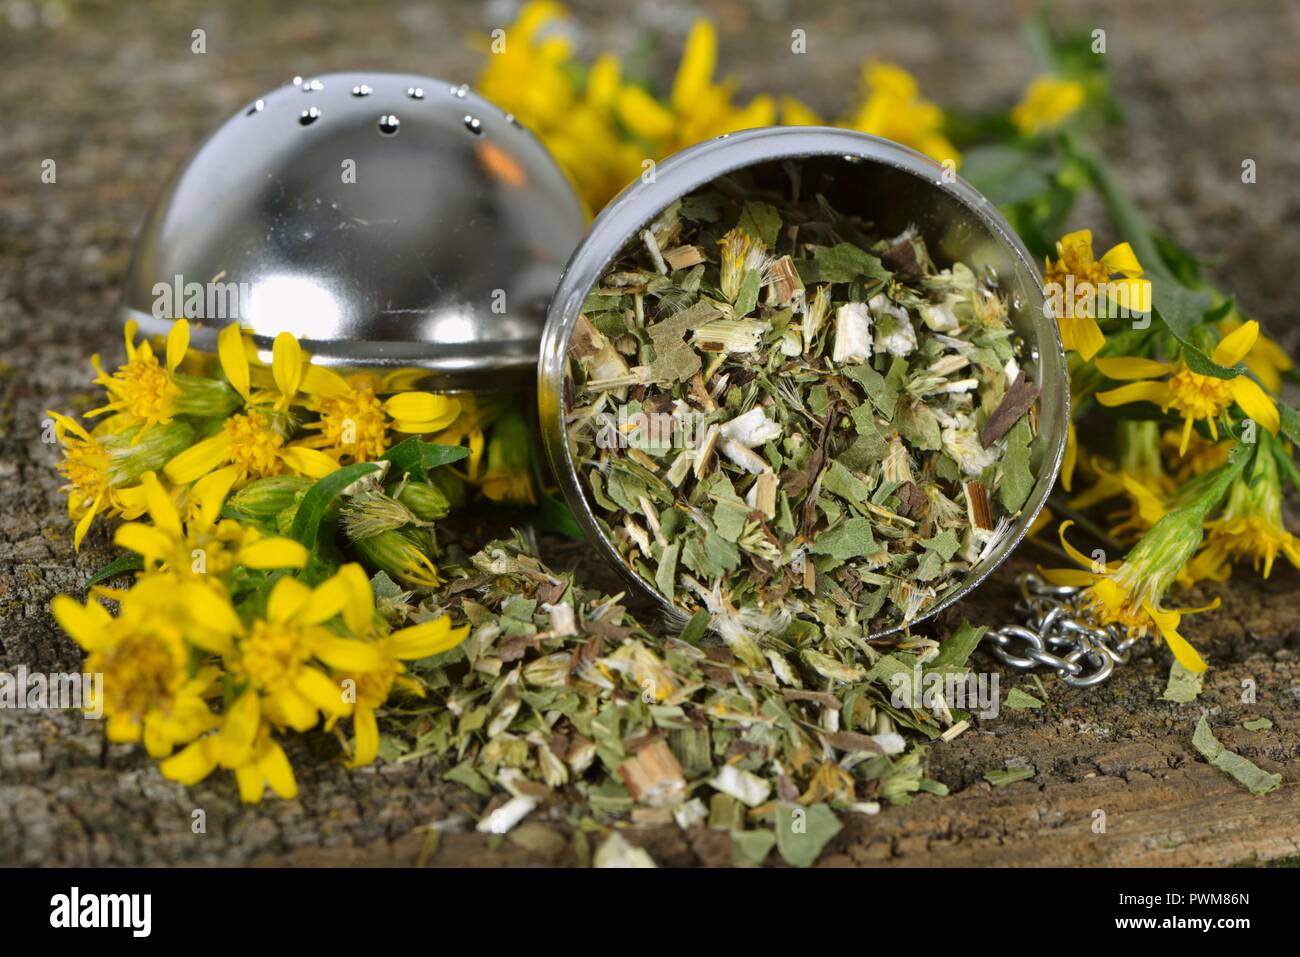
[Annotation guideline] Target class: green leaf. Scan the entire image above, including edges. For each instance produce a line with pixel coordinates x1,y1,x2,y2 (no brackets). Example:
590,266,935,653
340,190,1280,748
84,552,143,590
1277,401,1300,450
529,492,582,541
289,462,381,549
1005,688,1044,710
958,145,1055,208
997,417,1035,512
1159,661,1203,703
808,517,876,561
984,766,1035,787
775,803,842,868
927,620,986,674
1192,716,1281,795
730,828,777,866
738,201,782,247
1148,274,1239,380
808,243,890,284
380,438,470,480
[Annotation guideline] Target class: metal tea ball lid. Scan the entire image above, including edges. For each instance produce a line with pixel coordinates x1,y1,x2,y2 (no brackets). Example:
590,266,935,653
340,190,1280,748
118,72,586,390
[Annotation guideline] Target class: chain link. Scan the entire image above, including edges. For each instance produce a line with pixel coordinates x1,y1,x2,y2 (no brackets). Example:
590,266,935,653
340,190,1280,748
985,573,1141,688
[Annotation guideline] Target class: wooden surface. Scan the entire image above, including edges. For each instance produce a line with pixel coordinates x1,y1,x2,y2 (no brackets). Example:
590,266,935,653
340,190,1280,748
1,0,1297,867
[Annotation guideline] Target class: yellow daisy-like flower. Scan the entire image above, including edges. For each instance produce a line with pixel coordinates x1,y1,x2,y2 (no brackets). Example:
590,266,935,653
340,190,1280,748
1043,229,1151,361
480,410,536,506
224,572,388,735
320,565,469,767
88,319,188,437
51,574,239,755
1011,75,1086,137
114,470,308,578
843,62,958,166
1163,429,1232,483
1068,421,1174,538
300,370,461,464
161,716,299,804
163,408,337,487
1040,520,1217,672
1189,442,1300,582
1095,320,1280,455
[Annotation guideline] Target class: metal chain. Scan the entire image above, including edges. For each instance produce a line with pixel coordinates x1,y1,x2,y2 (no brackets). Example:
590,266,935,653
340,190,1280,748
985,573,1141,688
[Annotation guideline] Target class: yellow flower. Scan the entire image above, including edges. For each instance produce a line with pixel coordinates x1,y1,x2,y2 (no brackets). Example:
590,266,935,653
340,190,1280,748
780,95,825,126
1220,313,1292,394
1043,229,1151,361
843,62,958,165
1189,440,1300,582
1011,75,1086,136
320,565,469,766
1095,320,1280,455
163,408,337,487
1163,429,1232,483
88,320,188,437
1040,520,1217,672
47,411,195,549
51,574,238,755
114,470,308,577
480,410,536,506
1068,421,1174,538
161,718,299,804
300,371,461,464
225,571,387,734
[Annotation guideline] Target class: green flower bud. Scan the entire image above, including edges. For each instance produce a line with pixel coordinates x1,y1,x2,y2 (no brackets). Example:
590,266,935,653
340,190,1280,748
173,373,242,419
106,420,197,485
396,480,451,521
352,528,441,589
228,475,312,519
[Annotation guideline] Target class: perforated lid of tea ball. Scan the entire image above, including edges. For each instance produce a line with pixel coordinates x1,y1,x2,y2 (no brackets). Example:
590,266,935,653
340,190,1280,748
118,72,585,389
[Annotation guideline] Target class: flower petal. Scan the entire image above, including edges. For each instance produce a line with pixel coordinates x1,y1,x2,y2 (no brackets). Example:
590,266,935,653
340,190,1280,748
237,536,309,569
272,331,305,400
218,323,251,402
1211,319,1258,367
1058,315,1106,361
295,666,351,716
1229,376,1280,435
141,470,182,539
164,433,232,485
113,521,175,564
219,690,260,767
191,466,239,530
1094,356,1170,380
267,575,312,623
386,617,471,659
1099,242,1142,277
279,445,340,478
160,736,220,785
166,319,190,372
1096,381,1172,408
51,594,110,650
1146,604,1208,673
670,19,716,114
349,706,380,768
259,739,298,799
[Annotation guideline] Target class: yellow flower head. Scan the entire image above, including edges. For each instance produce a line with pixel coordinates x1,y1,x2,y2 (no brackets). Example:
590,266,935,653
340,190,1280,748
844,61,958,165
319,565,469,767
52,574,238,755
1012,75,1086,137
47,411,196,549
163,408,337,488
1095,320,1279,455
1189,441,1300,582
480,410,536,506
301,371,461,464
1044,229,1151,361
114,470,308,578
1040,519,1217,672
1067,420,1174,539
88,319,188,436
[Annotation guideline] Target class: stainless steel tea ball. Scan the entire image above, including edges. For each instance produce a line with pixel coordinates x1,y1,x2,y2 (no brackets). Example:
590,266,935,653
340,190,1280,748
538,126,1069,638
118,72,585,389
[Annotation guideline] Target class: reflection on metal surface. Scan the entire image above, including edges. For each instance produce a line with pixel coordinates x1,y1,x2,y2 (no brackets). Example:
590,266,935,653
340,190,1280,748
119,71,585,389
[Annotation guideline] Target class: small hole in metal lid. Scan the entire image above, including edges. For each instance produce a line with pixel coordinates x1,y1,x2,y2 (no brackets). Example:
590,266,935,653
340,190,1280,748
450,83,469,98
351,84,373,97
299,107,321,126
378,114,400,135
301,79,323,92
406,87,424,99
463,115,482,135
246,99,265,115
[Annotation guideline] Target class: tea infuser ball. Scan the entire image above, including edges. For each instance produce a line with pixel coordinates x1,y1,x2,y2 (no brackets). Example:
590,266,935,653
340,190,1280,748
119,72,585,389
538,126,1069,637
